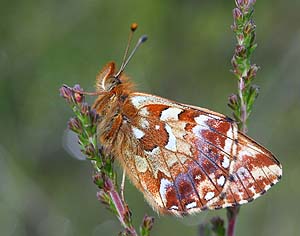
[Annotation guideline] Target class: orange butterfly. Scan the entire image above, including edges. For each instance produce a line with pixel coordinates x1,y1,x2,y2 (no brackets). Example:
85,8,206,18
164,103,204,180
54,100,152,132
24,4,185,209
83,24,282,215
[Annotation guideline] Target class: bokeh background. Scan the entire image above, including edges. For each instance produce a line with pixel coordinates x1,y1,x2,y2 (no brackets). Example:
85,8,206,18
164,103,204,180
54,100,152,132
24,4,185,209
1,1,300,235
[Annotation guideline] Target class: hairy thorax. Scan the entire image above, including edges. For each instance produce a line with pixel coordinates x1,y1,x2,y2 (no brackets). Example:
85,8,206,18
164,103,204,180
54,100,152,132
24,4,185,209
92,81,137,154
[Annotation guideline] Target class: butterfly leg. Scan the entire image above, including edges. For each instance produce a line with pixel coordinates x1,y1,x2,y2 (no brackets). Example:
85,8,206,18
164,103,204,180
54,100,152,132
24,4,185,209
121,169,126,202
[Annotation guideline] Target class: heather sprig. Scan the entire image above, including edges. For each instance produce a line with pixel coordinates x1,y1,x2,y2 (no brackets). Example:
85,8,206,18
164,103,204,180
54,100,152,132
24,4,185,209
228,0,259,133
227,0,259,236
60,85,154,236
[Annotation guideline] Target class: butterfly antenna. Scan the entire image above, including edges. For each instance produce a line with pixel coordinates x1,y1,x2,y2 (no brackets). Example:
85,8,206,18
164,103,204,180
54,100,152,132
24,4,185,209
119,23,138,72
114,23,148,78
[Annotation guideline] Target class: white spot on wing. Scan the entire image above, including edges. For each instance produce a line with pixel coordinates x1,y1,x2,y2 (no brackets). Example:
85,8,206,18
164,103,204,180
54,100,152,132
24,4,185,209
195,175,201,180
250,167,265,180
186,201,197,209
205,191,215,201
170,205,179,210
160,107,182,121
131,96,147,108
264,184,271,192
194,115,209,126
224,126,233,154
268,164,282,176
132,127,145,139
165,124,177,152
217,175,226,186
222,156,230,168
238,199,249,204
155,125,160,130
160,178,172,204
192,124,208,136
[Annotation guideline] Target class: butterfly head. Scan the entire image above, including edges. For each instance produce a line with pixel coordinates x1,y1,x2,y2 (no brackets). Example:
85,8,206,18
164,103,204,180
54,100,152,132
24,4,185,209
96,23,147,93
96,62,121,92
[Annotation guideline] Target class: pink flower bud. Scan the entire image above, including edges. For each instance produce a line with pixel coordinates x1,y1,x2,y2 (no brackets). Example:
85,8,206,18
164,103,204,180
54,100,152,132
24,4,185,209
233,8,243,21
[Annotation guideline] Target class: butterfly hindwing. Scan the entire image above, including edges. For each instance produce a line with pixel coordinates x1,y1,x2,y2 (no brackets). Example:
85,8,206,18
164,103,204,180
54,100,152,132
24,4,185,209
118,93,282,215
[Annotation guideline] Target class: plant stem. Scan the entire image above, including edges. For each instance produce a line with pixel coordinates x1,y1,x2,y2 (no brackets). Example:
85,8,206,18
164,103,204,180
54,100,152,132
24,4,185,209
227,0,259,235
108,179,138,235
238,78,248,133
226,206,240,236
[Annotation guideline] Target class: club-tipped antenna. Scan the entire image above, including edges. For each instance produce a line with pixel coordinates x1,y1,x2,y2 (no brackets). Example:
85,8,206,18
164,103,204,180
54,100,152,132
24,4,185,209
119,23,138,72
114,24,148,78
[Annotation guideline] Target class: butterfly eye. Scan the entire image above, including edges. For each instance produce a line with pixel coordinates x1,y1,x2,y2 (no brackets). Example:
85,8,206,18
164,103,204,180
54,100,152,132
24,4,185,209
103,76,121,91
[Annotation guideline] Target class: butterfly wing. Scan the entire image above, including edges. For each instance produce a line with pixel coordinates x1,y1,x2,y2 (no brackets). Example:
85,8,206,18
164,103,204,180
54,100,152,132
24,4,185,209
119,92,282,215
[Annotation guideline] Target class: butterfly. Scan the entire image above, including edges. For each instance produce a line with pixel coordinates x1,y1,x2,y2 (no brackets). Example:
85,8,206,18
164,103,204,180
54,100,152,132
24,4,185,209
84,24,282,216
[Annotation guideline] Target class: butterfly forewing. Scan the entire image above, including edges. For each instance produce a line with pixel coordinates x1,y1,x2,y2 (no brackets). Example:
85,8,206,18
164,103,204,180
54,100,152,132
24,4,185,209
116,93,282,215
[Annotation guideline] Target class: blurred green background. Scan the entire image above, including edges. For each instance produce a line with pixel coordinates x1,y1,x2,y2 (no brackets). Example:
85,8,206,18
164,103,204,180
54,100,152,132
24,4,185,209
1,0,299,235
